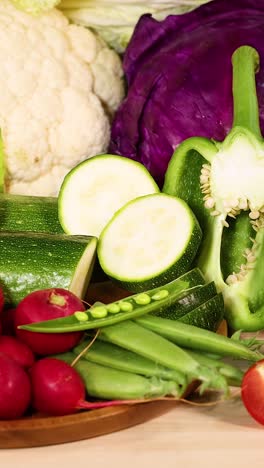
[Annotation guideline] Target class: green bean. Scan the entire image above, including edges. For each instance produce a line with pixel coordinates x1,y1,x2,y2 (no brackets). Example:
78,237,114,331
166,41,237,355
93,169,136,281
73,339,188,386
55,353,182,400
135,315,262,361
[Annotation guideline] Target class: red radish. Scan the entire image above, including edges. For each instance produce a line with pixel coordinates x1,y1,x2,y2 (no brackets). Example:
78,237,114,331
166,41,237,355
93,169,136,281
1,308,16,336
241,359,264,425
15,288,84,356
0,287,4,333
0,335,35,368
0,353,31,420
0,287,4,315
30,358,140,416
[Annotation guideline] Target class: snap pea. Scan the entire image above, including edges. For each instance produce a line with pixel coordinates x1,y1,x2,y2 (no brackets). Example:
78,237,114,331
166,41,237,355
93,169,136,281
98,320,229,394
19,269,203,333
55,352,182,400
73,339,188,387
186,350,244,386
135,315,262,361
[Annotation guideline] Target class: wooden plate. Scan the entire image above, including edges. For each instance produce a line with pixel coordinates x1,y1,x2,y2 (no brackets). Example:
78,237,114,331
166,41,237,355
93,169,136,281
0,281,226,449
0,400,179,449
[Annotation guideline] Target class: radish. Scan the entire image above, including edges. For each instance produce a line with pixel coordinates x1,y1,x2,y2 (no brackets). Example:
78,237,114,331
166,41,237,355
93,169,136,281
1,308,16,336
0,353,31,420
30,358,140,416
15,288,84,356
0,287,4,315
0,336,35,368
0,288,4,334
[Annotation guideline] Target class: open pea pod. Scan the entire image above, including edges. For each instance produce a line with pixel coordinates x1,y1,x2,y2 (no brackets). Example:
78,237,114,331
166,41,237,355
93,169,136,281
163,45,264,332
19,269,203,333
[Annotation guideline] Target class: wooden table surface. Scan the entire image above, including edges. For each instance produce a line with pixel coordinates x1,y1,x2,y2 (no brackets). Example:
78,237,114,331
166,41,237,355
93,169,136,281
1,392,263,468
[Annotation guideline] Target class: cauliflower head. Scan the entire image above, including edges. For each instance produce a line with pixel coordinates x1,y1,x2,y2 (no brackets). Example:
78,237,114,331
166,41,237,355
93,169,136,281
0,0,124,196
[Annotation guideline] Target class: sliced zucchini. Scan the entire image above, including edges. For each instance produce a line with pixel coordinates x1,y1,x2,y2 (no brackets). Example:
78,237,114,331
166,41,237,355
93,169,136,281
177,293,224,331
98,193,202,292
153,281,217,320
0,231,97,306
59,154,159,238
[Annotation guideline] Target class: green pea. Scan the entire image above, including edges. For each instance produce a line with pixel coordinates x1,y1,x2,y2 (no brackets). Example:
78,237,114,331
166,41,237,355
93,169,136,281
152,290,169,301
134,293,151,305
120,301,133,312
107,303,121,314
90,306,108,319
74,311,89,322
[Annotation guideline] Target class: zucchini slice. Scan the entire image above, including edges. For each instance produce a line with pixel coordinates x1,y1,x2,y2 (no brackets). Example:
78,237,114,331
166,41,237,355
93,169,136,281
0,232,97,306
59,154,159,238
153,281,217,320
177,293,224,331
98,193,202,292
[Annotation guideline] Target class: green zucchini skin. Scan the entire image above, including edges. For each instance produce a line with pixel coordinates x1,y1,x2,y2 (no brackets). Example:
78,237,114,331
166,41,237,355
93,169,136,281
177,293,224,331
152,281,216,320
0,194,63,234
0,231,97,306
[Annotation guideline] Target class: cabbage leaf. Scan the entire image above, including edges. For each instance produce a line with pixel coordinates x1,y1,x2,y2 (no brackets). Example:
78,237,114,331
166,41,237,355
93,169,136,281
110,0,264,187
59,1,208,53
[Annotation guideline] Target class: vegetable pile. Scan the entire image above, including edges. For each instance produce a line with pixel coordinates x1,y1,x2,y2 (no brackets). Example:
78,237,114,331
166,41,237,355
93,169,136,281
0,0,264,431
0,283,262,421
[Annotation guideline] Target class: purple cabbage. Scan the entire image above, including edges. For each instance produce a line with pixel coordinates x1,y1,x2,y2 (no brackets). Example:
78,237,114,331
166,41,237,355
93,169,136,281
110,0,264,187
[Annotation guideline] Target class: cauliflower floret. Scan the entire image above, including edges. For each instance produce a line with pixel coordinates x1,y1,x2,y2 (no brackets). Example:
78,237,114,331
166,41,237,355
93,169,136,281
0,0,124,196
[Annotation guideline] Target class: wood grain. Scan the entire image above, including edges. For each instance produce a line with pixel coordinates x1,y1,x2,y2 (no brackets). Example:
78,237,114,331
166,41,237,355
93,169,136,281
0,400,179,449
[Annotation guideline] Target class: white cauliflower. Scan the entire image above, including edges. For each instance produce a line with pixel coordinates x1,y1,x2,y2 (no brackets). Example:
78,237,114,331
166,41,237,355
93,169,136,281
0,0,124,196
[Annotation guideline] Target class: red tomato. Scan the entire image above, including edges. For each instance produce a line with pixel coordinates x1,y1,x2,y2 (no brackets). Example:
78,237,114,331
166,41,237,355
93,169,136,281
241,359,264,425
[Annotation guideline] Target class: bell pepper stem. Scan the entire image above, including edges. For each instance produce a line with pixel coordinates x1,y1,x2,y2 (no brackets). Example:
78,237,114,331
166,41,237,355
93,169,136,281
232,45,262,138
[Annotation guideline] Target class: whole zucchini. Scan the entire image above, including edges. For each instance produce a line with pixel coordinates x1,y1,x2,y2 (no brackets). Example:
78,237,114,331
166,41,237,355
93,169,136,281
0,231,97,306
0,194,63,234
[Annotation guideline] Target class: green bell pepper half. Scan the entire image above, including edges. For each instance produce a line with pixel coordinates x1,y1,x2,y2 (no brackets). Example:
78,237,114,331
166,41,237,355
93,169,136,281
163,45,264,332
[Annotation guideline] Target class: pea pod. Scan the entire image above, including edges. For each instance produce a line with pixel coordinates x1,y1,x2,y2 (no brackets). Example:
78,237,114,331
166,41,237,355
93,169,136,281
186,350,244,387
73,338,188,386
55,352,182,400
136,315,262,361
19,269,203,333
98,320,230,394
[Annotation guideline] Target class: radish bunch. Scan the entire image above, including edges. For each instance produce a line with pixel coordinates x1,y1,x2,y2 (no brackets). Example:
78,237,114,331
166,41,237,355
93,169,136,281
0,286,142,420
0,287,91,420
